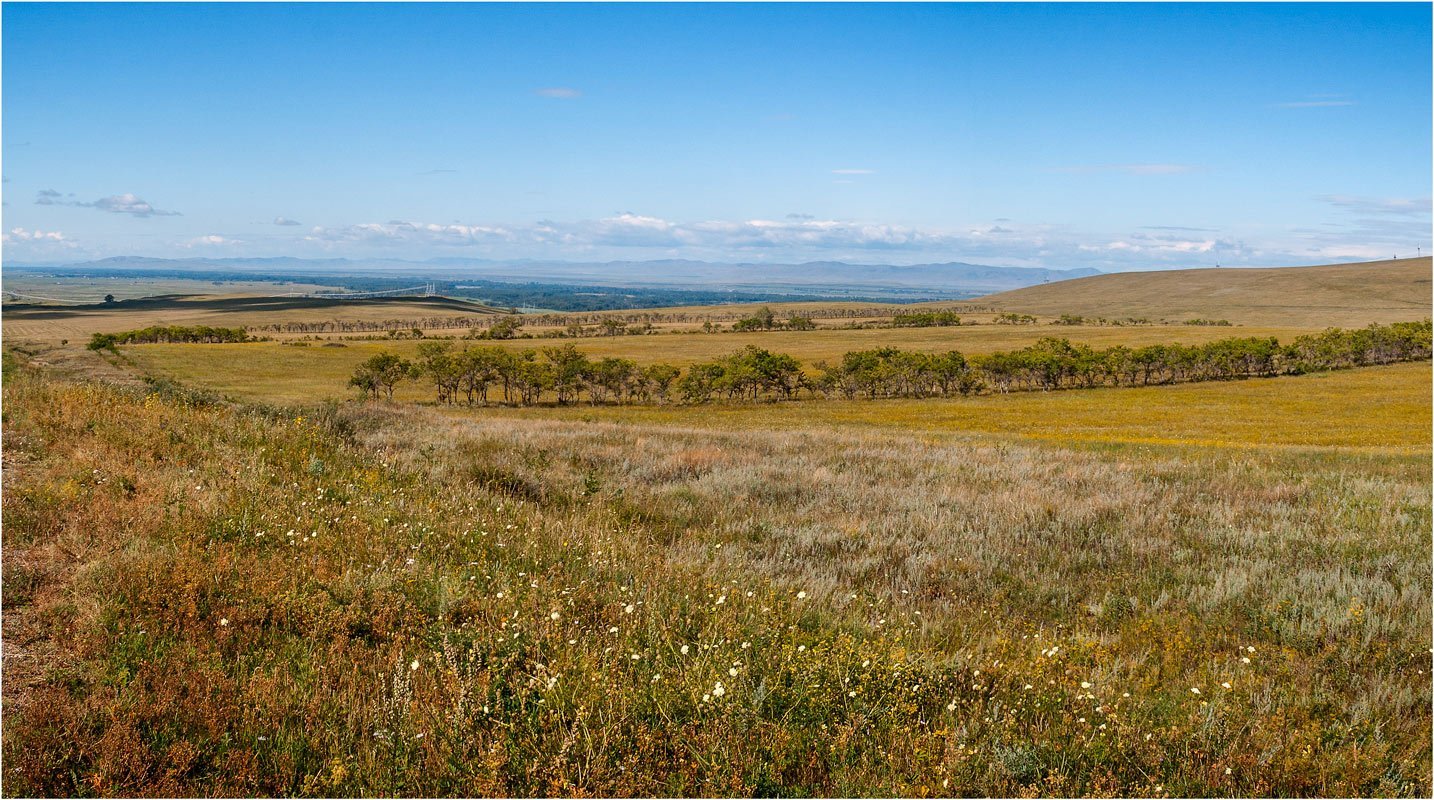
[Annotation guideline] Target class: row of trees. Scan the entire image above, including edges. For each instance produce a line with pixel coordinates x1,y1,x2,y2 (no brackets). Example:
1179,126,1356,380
349,321,1431,406
89,325,250,349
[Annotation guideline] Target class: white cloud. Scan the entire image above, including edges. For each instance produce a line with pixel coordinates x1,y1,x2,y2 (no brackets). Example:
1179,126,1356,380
261,210,1432,270
535,87,581,99
273,216,303,226
305,221,516,247
37,190,180,217
2,227,69,243
187,234,244,247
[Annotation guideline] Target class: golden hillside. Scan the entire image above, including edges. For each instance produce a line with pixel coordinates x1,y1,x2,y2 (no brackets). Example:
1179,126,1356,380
968,257,1432,327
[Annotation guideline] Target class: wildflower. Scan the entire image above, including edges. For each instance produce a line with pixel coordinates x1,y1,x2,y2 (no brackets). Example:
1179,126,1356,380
712,681,725,697
1241,657,1251,664
219,618,230,627
716,595,726,605
631,653,641,661
624,604,634,614
1023,684,1033,690
702,694,711,702
849,691,858,697
410,659,420,671
1221,681,1232,689
1246,646,1255,653
797,645,806,652
728,667,738,677
1225,768,1232,775
796,591,807,600
946,701,957,711
1190,687,1201,695
609,626,619,634
1081,681,1092,689
550,612,561,621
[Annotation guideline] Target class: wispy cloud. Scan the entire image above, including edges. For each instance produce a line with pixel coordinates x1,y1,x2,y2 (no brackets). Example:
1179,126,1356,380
36,190,180,217
535,87,581,99
1318,194,1431,215
1055,164,1197,176
283,211,1427,271
1275,97,1355,108
273,216,303,226
831,168,875,175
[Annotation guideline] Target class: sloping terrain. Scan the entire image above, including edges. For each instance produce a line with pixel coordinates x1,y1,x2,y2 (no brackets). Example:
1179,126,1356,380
967,257,1432,327
1,294,509,342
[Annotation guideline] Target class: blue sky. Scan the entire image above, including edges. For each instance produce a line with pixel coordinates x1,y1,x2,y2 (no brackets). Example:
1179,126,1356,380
3,2,1430,270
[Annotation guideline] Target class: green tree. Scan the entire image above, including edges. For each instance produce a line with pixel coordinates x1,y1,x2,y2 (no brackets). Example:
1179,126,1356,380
349,352,416,401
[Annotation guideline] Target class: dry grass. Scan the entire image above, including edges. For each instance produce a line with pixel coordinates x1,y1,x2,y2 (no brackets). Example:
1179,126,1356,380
966,257,1432,328
1,275,344,304
3,346,1430,796
2,295,503,344
480,362,1432,454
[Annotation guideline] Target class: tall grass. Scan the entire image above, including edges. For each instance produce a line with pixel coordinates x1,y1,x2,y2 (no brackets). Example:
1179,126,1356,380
3,354,1429,796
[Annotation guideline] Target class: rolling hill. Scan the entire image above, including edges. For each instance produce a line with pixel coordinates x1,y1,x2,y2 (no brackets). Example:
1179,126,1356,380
966,257,1432,328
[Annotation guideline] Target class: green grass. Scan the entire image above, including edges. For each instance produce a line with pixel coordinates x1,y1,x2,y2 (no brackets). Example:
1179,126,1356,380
3,354,1430,796
120,323,1323,405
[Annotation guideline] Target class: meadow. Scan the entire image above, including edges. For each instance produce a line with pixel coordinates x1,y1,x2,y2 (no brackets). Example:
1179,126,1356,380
3,260,1431,796
117,324,1322,406
3,348,1429,796
971,257,1432,328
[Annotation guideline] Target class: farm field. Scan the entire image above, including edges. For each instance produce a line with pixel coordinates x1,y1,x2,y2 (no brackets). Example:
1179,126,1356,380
118,323,1324,405
971,257,1432,328
478,361,1432,453
1,274,345,304
1,294,506,343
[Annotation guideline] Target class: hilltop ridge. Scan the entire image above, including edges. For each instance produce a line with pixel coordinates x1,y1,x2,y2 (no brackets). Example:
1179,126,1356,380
967,257,1432,328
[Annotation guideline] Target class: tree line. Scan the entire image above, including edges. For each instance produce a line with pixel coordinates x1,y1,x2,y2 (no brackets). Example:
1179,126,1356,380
348,321,1432,406
88,325,251,350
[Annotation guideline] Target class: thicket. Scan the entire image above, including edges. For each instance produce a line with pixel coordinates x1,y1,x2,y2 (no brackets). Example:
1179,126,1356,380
356,321,1432,406
891,311,962,327
88,325,251,350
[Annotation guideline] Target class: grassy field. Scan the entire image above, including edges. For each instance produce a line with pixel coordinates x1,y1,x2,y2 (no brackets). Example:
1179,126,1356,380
3,351,1429,796
118,323,1325,405
1,275,344,304
1,295,506,343
475,362,1432,453
969,257,1432,328
4,258,1432,795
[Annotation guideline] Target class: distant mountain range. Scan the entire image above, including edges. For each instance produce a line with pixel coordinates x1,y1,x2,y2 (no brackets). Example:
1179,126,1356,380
8,256,1101,297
